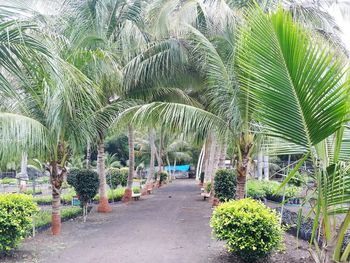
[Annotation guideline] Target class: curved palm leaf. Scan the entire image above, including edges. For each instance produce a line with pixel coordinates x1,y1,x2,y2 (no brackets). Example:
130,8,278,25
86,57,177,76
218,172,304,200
238,8,350,150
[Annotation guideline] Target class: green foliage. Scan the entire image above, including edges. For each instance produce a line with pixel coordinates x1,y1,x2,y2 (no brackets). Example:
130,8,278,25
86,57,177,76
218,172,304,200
0,194,38,253
34,207,82,229
105,135,129,166
214,169,236,201
247,180,301,200
72,170,99,206
133,187,140,194
61,189,77,204
211,199,283,262
33,195,51,205
23,188,42,195
205,182,212,193
246,180,266,199
159,171,168,182
288,171,306,187
36,176,49,184
107,168,128,188
67,168,79,188
0,177,17,185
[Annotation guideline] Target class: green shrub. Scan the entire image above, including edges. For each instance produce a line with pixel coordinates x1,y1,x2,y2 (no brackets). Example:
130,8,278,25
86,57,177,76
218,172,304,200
0,177,17,185
107,168,128,188
205,182,212,193
0,194,38,253
211,198,283,262
94,188,125,202
61,189,76,204
214,169,236,201
133,187,140,194
246,180,266,199
37,176,49,184
72,170,99,207
288,171,306,187
33,195,52,205
67,168,79,188
23,188,42,195
34,207,82,229
159,171,168,183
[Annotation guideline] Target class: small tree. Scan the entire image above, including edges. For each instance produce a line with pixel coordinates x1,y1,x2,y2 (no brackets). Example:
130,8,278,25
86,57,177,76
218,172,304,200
214,169,236,201
107,168,128,189
73,169,99,222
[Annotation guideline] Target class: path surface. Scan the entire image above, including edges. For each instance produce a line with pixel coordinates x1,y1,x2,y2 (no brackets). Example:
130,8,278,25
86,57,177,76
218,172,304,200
10,179,231,263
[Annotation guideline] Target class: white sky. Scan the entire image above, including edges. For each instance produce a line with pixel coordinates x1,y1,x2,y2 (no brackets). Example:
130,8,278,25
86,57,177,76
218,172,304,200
328,5,350,52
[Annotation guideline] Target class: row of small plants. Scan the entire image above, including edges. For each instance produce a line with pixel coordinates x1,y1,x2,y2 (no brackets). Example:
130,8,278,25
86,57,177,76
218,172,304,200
246,180,301,202
33,186,141,206
0,176,50,185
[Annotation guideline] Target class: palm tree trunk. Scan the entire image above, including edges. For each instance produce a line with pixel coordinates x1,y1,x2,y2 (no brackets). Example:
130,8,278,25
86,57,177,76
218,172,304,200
204,136,212,183
19,152,28,192
123,124,134,202
173,158,177,180
196,144,205,180
263,155,269,180
97,138,112,212
50,160,65,235
166,154,171,182
257,151,263,180
236,134,253,200
143,129,155,195
218,143,227,169
86,141,91,169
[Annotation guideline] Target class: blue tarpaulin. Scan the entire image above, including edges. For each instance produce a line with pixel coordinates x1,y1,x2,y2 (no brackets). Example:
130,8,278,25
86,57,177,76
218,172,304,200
162,165,190,172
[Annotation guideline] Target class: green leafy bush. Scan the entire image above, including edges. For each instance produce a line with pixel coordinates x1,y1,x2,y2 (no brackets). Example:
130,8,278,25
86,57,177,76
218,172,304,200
133,187,140,194
159,171,168,183
67,168,79,188
214,169,236,201
34,207,82,229
61,189,77,204
72,170,99,207
33,195,52,205
205,182,212,193
0,177,17,185
247,180,266,199
0,194,38,253
288,171,306,187
107,168,128,188
211,199,283,262
23,188,42,195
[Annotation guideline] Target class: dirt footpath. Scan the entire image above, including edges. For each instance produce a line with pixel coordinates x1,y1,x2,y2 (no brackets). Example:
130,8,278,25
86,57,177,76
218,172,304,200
2,179,313,263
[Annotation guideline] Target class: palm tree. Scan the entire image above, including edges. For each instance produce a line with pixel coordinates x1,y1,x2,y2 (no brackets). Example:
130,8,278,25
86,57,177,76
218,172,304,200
237,8,350,263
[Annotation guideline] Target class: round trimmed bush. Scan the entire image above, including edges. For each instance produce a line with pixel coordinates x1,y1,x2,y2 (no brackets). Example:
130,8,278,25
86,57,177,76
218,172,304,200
211,198,283,262
106,168,128,188
73,169,99,207
67,168,79,188
159,171,168,183
0,194,38,253
214,169,236,201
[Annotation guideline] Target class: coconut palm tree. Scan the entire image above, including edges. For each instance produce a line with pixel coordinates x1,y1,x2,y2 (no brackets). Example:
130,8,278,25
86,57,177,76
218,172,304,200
237,7,350,263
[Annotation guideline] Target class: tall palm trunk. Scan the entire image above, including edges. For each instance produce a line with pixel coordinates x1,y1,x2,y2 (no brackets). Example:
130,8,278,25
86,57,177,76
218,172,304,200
257,151,263,180
236,133,253,200
143,129,155,195
97,137,112,212
147,129,156,184
19,152,28,192
86,141,91,169
196,144,205,180
49,160,66,235
218,143,227,169
123,124,134,202
263,155,269,180
204,136,212,183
